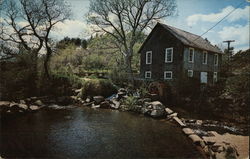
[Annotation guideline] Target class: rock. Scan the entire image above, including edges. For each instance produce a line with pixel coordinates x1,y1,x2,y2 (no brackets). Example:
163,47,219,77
149,101,163,107
202,137,216,145
182,128,195,135
74,89,82,94
25,98,31,102
93,96,105,105
117,92,127,100
20,100,26,104
207,131,218,137
118,88,127,93
0,101,10,107
30,97,38,100
100,101,110,109
173,117,186,127
150,109,165,118
202,136,216,145
110,100,120,109
188,134,205,147
211,144,223,152
0,101,10,112
169,113,178,118
34,100,43,106
186,119,196,123
202,146,210,156
91,105,100,109
165,108,174,115
85,98,91,103
10,102,18,107
18,104,28,110
195,120,203,125
29,105,40,111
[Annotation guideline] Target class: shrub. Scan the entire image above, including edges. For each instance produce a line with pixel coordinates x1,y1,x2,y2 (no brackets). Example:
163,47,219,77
80,79,117,98
122,96,138,111
38,71,84,97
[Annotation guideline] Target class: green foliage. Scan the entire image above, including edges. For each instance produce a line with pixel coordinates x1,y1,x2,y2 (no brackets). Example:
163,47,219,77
138,82,149,98
56,37,88,49
80,79,117,98
0,51,38,100
82,54,107,70
109,64,129,87
122,96,138,111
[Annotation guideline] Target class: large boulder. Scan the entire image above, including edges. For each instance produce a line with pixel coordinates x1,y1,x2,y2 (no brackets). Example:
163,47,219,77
150,109,165,118
150,101,165,110
141,101,166,118
93,96,105,105
100,101,110,109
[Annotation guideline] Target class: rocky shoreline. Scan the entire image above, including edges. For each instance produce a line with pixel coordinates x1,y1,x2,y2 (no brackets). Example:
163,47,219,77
0,88,249,159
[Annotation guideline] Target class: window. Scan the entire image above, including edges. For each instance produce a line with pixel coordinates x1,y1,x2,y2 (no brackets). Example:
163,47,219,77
214,54,218,66
164,71,172,79
213,72,218,83
189,48,194,63
188,70,193,77
145,71,151,79
165,48,173,63
146,51,152,64
203,51,207,64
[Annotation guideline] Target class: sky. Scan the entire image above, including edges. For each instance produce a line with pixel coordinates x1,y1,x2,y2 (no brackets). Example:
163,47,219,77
51,0,250,52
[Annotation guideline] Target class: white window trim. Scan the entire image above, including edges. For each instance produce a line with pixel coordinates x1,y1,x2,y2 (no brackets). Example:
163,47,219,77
164,71,172,80
213,72,218,83
189,48,194,63
188,70,193,77
165,47,173,63
214,54,218,66
146,51,152,64
203,51,208,64
145,71,151,79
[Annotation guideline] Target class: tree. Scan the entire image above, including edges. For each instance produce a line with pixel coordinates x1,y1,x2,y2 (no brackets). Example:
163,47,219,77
81,39,87,49
0,0,70,79
87,0,177,85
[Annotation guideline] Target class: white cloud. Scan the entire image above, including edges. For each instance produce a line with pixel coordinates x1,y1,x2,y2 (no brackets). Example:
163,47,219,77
51,19,91,39
218,24,249,51
186,6,249,26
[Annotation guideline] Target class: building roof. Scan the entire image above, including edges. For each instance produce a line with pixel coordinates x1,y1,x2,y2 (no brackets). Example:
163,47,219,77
139,23,223,54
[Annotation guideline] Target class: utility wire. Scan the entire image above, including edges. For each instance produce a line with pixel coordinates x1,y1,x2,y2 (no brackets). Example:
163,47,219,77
192,0,247,43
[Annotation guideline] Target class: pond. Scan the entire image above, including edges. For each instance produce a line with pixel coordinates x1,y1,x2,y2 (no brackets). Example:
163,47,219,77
0,106,202,158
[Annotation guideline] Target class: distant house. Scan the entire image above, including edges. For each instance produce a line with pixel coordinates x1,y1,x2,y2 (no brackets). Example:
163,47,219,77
139,23,223,84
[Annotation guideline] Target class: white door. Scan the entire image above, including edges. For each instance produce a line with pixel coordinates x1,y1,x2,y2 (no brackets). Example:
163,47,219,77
200,72,208,83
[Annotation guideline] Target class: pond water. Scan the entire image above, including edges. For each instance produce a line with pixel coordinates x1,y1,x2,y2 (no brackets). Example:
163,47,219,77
0,106,202,158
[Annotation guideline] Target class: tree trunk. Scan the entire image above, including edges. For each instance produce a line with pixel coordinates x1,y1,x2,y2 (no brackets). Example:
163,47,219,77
30,51,39,96
44,47,52,80
125,54,135,87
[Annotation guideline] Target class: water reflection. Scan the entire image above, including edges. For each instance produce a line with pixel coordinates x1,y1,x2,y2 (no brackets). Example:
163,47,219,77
1,106,202,158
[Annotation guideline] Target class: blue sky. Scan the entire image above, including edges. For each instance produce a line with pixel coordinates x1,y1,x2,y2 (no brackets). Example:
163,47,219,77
52,0,249,52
